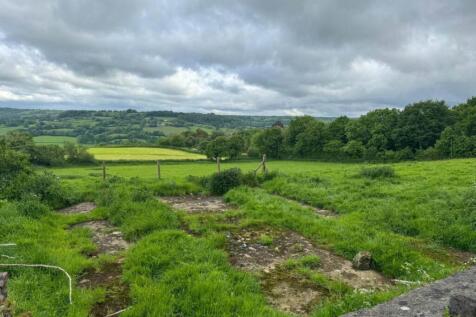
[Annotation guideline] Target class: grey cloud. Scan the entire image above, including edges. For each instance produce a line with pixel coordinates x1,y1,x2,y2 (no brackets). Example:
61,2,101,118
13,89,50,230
0,0,475,116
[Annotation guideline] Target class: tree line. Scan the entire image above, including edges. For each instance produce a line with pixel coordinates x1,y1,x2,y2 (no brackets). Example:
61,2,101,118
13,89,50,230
0,131,95,166
166,98,476,161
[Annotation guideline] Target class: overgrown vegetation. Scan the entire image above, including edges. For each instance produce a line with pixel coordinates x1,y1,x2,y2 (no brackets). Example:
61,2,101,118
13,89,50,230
190,168,278,195
359,166,395,179
1,132,475,316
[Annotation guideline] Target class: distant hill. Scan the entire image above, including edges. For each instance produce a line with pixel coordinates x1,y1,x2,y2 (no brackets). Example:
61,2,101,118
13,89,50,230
0,107,334,145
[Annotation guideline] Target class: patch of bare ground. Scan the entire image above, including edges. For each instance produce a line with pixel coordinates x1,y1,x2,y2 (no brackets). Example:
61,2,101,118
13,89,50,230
71,221,129,255
71,221,130,315
78,260,130,317
160,196,232,213
58,202,96,214
273,195,337,218
227,227,391,315
261,267,325,315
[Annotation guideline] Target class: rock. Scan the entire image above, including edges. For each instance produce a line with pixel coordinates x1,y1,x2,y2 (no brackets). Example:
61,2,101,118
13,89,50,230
449,294,476,317
352,251,372,270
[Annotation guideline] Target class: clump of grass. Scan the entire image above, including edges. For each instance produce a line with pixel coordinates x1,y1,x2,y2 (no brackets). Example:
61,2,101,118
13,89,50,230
284,255,321,270
257,234,274,246
359,166,395,179
123,230,280,316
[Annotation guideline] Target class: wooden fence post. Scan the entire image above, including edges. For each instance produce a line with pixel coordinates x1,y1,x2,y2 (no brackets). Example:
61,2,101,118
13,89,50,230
102,161,106,181
216,157,221,174
157,160,161,179
262,154,267,174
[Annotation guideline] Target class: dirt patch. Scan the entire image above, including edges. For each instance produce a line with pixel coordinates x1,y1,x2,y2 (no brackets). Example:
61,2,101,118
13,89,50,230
262,268,325,315
78,260,129,317
227,226,391,292
161,196,232,213
58,202,96,214
71,221,129,255
313,207,337,218
227,227,391,314
273,195,338,218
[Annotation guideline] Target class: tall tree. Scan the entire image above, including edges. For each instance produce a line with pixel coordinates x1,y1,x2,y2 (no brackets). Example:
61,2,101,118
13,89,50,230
254,128,285,158
395,100,452,150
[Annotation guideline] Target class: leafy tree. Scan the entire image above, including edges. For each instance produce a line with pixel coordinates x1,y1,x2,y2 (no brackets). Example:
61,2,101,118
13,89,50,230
205,136,229,159
453,97,476,136
360,108,400,150
30,145,65,166
345,120,370,144
3,130,35,154
285,116,316,147
395,100,452,150
293,121,327,157
0,139,31,189
327,116,350,143
343,140,365,159
323,140,344,157
254,128,285,158
227,134,245,159
436,127,476,158
64,142,95,164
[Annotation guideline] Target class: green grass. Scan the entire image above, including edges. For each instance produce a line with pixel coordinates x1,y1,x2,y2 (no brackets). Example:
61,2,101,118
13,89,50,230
33,135,77,145
0,125,19,135
87,147,206,161
0,202,98,316
23,158,476,316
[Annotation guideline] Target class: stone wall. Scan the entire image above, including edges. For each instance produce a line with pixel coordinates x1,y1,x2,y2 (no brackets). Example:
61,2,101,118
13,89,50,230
343,265,476,317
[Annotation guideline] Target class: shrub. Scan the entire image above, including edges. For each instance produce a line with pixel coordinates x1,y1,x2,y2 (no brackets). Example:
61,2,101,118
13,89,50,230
209,168,242,195
16,195,51,218
28,172,74,208
415,147,441,161
240,171,260,187
395,147,414,161
240,170,279,187
359,166,395,179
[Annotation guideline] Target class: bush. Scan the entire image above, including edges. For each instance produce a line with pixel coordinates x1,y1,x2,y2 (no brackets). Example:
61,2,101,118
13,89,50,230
238,170,279,188
359,166,395,179
16,195,51,218
415,147,441,161
209,168,242,195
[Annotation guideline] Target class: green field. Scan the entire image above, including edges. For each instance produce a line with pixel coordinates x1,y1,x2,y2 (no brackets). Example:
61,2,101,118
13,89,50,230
87,147,206,161
4,158,474,316
0,125,18,135
33,135,77,145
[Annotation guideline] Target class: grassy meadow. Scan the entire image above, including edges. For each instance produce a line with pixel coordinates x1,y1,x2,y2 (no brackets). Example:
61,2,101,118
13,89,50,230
86,147,206,161
4,157,474,316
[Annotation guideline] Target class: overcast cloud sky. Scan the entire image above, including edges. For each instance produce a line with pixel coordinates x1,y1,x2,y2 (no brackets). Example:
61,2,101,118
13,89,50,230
0,1,475,116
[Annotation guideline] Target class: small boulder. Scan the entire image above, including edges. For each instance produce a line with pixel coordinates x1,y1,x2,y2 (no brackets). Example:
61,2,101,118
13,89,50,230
449,294,476,317
352,251,372,270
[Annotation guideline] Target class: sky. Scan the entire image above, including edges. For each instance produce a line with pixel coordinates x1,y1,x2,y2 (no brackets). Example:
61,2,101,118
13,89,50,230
0,1,475,116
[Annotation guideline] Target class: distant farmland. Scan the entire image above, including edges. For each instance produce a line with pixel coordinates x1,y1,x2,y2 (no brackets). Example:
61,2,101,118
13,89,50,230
87,147,206,161
33,135,77,145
